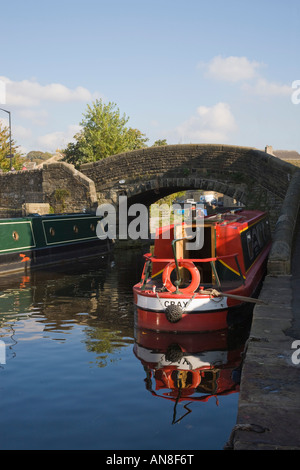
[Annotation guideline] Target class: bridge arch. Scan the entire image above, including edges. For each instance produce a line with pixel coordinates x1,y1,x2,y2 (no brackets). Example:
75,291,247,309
81,144,297,225
118,176,248,208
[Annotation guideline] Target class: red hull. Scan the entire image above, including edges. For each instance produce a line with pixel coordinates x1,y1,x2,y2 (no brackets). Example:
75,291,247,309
134,307,228,332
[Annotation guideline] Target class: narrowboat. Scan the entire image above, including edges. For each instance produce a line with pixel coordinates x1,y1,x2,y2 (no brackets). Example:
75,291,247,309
0,213,111,275
133,208,271,332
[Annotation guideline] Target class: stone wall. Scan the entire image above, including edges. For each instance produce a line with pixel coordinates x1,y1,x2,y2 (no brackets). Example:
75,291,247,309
268,169,300,274
0,169,43,217
0,162,97,217
42,162,97,213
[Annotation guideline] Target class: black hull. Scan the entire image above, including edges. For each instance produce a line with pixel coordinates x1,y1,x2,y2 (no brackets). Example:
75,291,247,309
0,237,112,275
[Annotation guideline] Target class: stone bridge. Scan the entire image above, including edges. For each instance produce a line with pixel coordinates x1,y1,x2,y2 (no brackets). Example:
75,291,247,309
81,144,294,219
80,144,300,275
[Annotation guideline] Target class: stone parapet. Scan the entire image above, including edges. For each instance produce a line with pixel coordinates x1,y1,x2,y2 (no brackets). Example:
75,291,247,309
0,162,98,216
268,170,300,275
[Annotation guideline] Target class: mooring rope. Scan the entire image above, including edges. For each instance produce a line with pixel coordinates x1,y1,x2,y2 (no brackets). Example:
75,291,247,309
224,423,269,450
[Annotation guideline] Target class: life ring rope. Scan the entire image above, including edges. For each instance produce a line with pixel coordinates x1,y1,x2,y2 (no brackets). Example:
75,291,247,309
162,260,200,294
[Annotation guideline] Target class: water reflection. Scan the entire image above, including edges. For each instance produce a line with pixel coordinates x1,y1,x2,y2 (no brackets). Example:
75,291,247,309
0,251,143,365
134,309,252,424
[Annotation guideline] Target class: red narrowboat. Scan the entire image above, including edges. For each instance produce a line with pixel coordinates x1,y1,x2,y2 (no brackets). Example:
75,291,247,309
133,208,271,332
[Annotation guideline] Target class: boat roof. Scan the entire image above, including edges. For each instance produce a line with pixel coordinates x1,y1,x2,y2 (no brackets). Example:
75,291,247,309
204,208,266,227
156,208,268,237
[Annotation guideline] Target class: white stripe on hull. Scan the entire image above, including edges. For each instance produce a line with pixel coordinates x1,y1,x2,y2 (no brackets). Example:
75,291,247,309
136,293,228,312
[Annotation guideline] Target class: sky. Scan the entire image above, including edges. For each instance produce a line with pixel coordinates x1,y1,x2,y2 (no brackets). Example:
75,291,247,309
0,0,299,155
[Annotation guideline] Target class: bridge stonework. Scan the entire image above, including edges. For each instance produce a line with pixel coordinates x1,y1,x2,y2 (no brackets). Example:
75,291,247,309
81,144,297,228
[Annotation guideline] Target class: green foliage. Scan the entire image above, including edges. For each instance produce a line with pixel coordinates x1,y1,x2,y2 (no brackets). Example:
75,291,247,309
0,122,23,171
54,188,70,212
26,150,53,164
54,188,70,201
154,191,186,206
63,99,149,168
152,139,167,147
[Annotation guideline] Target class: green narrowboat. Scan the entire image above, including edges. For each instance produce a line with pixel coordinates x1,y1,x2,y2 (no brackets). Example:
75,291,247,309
0,213,111,274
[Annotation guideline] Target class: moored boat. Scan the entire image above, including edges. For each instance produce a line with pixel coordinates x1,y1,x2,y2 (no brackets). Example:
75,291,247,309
0,212,111,274
133,208,271,332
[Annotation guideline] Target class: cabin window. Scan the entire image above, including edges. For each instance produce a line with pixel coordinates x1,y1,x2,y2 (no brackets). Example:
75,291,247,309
73,225,79,233
49,227,55,236
90,224,95,232
246,232,253,259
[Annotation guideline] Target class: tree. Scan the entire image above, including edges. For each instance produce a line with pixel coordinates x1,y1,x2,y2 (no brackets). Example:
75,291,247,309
26,150,53,164
0,122,23,171
152,139,167,147
63,100,148,167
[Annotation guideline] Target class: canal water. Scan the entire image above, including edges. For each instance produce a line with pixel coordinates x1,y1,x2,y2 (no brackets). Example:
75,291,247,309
0,247,252,450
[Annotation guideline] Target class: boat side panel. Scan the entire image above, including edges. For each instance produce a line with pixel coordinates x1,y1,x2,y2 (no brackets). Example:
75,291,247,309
0,220,36,253
41,216,99,246
240,216,271,272
216,222,245,277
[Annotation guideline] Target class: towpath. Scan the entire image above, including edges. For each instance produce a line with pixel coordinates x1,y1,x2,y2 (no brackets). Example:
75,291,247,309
231,222,300,450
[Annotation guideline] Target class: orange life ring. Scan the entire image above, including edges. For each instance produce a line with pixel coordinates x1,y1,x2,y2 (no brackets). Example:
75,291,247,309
162,260,200,294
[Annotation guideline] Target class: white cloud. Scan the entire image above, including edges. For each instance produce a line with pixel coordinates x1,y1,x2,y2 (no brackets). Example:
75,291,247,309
17,108,49,126
0,76,102,152
200,56,262,82
14,125,33,139
175,102,237,143
36,124,82,152
199,55,293,100
0,79,6,104
0,76,98,107
0,116,9,128
242,78,292,96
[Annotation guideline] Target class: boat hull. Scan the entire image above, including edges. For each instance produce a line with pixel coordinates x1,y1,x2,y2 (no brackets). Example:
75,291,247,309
0,213,111,274
134,305,229,332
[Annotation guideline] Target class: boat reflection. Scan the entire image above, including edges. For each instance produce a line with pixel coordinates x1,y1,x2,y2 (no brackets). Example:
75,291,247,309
134,311,252,423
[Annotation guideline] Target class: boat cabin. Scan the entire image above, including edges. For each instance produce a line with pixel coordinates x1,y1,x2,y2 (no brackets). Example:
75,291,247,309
150,209,271,291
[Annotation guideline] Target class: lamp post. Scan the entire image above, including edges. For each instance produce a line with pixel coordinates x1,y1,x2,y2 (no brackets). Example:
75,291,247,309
0,107,13,170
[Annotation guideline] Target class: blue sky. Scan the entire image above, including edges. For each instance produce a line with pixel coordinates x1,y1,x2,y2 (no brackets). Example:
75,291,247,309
0,0,299,155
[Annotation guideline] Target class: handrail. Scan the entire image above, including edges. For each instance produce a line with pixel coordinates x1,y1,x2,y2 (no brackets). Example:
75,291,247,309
143,252,240,263
142,251,245,286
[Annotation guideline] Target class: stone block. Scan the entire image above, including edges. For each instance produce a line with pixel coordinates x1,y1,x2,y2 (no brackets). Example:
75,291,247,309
22,203,50,215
